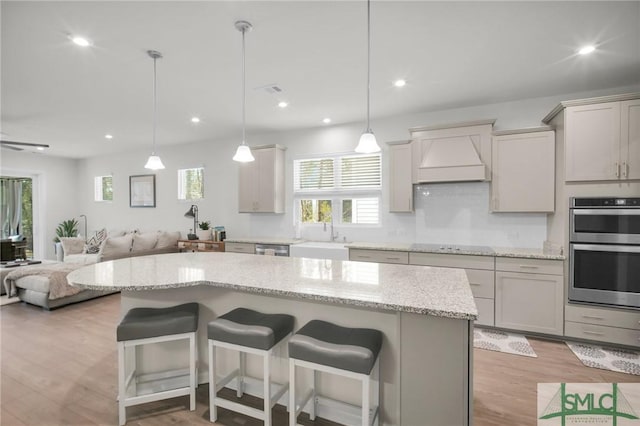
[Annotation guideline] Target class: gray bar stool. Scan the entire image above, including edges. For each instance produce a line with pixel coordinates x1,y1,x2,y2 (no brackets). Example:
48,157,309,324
288,320,382,426
116,302,199,426
208,307,294,426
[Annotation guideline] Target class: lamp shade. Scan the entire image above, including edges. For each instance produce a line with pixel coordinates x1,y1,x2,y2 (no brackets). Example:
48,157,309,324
355,131,381,153
144,154,165,170
184,205,197,218
232,144,255,162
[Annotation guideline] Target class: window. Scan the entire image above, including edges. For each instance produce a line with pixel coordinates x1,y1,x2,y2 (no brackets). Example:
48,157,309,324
94,176,113,201
294,153,381,225
178,168,204,200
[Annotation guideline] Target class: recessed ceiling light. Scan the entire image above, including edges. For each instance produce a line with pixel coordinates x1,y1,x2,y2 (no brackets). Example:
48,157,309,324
36,147,45,151
394,79,407,87
70,36,92,47
578,45,596,55
105,134,113,139
278,101,288,108
191,117,201,123
323,118,331,124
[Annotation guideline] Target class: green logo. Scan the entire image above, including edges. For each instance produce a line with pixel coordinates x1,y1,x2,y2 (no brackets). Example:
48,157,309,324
539,383,639,425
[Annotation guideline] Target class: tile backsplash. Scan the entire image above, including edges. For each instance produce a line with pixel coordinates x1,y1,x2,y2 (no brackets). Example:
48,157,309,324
414,182,547,248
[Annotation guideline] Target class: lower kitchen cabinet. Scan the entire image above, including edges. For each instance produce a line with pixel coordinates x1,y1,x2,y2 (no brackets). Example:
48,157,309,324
349,249,409,264
565,304,640,348
225,242,255,254
495,268,563,335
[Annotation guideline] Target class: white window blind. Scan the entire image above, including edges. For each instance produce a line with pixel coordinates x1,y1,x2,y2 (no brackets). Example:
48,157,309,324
294,153,381,226
178,168,204,200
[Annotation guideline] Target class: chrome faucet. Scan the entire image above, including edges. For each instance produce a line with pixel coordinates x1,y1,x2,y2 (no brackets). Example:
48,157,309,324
323,214,339,241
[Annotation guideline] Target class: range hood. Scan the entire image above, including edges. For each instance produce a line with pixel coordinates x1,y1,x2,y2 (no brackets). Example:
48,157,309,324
411,120,494,183
417,135,486,182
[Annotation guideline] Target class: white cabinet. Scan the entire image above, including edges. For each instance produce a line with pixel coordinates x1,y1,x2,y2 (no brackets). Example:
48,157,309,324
388,141,413,212
238,145,286,213
225,242,255,254
495,258,564,335
564,98,640,182
349,249,409,264
491,129,555,212
565,304,640,348
409,252,496,326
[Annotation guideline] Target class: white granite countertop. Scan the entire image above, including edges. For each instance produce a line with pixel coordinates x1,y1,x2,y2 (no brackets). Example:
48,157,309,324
345,242,565,260
225,237,304,245
67,252,477,320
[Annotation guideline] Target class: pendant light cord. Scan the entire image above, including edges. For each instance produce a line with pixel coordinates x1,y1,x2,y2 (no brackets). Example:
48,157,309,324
152,55,158,154
366,0,371,132
242,27,246,145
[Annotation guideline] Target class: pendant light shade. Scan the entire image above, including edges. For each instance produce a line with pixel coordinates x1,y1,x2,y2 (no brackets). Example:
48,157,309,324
355,0,381,154
144,50,165,170
233,21,255,163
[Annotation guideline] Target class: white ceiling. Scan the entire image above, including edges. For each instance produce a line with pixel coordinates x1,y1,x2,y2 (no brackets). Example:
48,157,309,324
2,1,639,159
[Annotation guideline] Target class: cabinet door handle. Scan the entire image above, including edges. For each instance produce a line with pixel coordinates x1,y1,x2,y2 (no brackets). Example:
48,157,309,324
615,162,620,178
519,265,539,269
623,162,628,178
583,330,605,336
582,315,604,321
470,283,481,286
358,255,371,259
385,257,400,261
408,197,412,211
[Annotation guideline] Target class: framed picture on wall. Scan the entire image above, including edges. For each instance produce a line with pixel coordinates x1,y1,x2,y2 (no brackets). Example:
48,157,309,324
129,174,156,208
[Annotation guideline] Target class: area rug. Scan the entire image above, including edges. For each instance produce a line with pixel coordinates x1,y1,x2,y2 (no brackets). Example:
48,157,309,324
473,328,537,358
566,342,640,376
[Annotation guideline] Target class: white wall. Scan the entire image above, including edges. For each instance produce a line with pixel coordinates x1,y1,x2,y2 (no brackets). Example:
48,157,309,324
30,84,640,253
0,150,79,259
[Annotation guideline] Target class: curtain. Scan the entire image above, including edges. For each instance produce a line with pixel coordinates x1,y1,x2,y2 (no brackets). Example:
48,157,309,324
0,179,23,237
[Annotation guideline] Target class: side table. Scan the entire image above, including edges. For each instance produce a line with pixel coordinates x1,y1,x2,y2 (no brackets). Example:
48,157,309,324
178,240,225,253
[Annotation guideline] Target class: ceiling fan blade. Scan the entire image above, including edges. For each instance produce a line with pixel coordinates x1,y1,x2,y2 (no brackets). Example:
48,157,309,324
0,140,49,149
0,144,24,151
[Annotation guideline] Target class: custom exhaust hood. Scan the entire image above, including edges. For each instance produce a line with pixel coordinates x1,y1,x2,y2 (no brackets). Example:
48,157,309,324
411,120,495,183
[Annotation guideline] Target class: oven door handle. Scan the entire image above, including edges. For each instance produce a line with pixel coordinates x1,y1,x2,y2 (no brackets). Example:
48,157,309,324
572,209,640,215
572,243,640,254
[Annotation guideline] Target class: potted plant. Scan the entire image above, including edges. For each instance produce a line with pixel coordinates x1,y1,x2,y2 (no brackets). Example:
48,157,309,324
53,218,79,261
196,221,212,241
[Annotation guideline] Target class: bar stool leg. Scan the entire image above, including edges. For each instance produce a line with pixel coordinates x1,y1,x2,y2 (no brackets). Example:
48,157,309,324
375,358,381,426
263,352,272,426
310,369,317,420
289,359,296,426
189,333,196,411
118,342,126,426
238,351,246,397
362,372,371,426
209,341,217,422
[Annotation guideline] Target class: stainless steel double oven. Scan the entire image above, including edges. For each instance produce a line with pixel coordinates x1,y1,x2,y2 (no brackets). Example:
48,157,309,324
569,197,640,309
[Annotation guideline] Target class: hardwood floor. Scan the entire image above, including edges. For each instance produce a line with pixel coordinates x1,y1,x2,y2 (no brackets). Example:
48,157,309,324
1,293,638,425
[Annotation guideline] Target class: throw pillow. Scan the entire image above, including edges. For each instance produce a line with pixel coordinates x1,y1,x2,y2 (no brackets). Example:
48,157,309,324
84,228,107,254
59,237,85,255
156,231,181,249
99,234,134,258
132,232,158,251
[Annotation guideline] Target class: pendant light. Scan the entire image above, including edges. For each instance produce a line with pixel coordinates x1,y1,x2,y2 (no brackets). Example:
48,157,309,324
144,50,165,170
355,0,381,154
232,21,255,163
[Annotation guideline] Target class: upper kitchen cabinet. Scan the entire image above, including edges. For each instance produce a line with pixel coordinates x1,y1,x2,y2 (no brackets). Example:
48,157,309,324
491,128,555,213
238,145,286,213
387,141,413,212
543,94,640,182
410,120,494,184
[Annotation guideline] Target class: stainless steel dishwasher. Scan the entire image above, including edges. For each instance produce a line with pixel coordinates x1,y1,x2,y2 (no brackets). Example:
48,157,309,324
254,243,290,257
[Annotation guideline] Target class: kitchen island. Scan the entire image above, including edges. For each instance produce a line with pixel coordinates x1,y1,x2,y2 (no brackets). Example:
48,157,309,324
68,252,477,425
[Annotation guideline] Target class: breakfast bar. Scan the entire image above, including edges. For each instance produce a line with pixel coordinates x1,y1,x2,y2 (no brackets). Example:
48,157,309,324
67,251,477,425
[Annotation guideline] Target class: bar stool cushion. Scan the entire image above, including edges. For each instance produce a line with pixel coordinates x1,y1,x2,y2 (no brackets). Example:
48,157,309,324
117,302,199,342
289,320,382,374
208,308,294,350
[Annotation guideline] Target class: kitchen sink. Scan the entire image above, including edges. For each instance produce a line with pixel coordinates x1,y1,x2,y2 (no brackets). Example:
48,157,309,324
289,241,349,260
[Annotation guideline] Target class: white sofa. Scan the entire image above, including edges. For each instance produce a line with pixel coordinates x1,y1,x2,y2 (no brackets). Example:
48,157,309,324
11,230,181,309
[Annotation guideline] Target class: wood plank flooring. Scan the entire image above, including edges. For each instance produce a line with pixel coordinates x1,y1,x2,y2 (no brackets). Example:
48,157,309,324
1,293,638,425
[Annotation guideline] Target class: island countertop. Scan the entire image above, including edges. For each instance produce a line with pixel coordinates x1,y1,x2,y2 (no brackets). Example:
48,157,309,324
67,252,477,320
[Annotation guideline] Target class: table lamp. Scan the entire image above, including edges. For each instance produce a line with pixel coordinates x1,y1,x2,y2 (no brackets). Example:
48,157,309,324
184,205,198,240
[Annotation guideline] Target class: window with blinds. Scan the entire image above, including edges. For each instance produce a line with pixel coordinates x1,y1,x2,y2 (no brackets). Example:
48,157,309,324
94,176,113,202
178,167,204,200
294,153,381,225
